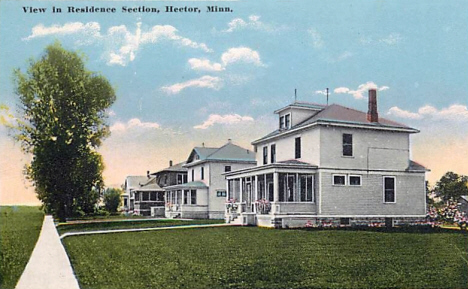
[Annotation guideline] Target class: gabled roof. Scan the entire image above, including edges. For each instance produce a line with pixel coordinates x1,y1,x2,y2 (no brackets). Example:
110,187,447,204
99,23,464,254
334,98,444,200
253,103,419,144
125,176,151,189
407,160,430,172
151,161,187,175
125,176,163,191
185,142,255,166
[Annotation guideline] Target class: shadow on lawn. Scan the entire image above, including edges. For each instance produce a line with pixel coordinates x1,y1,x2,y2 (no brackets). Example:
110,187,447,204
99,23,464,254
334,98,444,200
294,225,468,234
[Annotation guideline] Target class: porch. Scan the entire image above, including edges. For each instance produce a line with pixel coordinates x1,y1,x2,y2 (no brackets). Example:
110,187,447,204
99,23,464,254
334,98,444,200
133,190,165,216
225,162,318,226
165,181,209,219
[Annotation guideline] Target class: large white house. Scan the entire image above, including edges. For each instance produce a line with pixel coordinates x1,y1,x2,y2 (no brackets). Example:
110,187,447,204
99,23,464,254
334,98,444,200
164,142,256,219
224,89,428,228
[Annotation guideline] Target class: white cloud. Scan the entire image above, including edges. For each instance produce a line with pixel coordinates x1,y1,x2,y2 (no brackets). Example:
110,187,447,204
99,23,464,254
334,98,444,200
221,47,264,67
379,33,403,45
388,104,468,122
161,76,223,95
23,22,101,40
333,82,389,99
360,33,403,46
222,15,285,33
188,47,264,73
188,58,224,72
24,21,212,66
308,28,324,49
387,107,423,119
315,89,329,96
194,114,254,129
110,118,160,132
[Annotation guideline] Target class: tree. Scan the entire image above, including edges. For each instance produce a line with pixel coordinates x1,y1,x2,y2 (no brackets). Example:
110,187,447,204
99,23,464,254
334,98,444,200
13,42,116,221
434,172,468,202
103,188,123,214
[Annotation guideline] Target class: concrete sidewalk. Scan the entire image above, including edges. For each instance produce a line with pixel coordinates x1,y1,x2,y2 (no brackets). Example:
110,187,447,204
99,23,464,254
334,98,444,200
60,223,238,239
16,216,80,289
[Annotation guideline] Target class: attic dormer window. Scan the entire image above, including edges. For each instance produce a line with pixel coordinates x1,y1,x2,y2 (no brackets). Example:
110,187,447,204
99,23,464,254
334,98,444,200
279,114,291,130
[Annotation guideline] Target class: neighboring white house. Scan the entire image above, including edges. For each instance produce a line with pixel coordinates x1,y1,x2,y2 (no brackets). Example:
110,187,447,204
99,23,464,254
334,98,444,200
224,89,428,228
123,173,165,216
164,141,256,219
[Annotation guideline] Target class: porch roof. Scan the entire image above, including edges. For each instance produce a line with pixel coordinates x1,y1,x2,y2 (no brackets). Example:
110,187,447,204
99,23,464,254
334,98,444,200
164,181,208,190
133,183,164,192
224,161,318,177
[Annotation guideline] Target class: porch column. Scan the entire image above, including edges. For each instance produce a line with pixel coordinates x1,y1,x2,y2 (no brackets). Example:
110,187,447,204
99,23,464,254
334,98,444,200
239,178,243,203
273,172,279,202
254,175,258,200
226,179,230,201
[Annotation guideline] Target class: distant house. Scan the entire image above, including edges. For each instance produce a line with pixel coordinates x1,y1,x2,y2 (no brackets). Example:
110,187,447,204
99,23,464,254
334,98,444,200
151,160,188,188
225,89,429,228
123,173,165,216
164,141,256,219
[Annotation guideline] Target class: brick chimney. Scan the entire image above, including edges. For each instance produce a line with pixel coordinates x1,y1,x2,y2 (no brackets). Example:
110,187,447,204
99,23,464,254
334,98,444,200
147,170,150,178
367,89,379,123
169,160,173,167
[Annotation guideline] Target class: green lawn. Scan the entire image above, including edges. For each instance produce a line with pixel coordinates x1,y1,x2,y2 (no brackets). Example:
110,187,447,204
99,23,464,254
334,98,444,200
57,219,224,235
63,227,468,289
0,206,44,289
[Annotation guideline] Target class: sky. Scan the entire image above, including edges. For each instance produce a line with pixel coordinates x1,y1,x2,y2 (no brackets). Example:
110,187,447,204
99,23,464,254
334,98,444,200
0,0,467,205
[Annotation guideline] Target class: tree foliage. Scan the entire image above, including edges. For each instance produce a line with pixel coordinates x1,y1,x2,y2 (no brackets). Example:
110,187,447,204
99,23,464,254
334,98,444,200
13,42,116,221
103,188,123,214
434,171,468,202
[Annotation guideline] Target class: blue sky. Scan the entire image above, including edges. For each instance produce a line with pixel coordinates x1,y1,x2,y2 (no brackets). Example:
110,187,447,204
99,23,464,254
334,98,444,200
1,0,467,204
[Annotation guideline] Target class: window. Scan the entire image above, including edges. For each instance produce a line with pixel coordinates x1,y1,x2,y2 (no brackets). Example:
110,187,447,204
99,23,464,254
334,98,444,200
295,137,301,159
183,190,188,204
343,133,353,156
150,192,157,201
384,176,396,203
143,192,149,201
225,166,231,172
183,174,187,183
333,175,346,186
263,146,268,165
279,116,285,129
285,114,290,129
177,174,183,184
217,190,227,197
271,144,276,163
300,175,314,202
164,175,168,185
340,218,350,226
201,167,204,180
349,175,362,186
191,190,197,205
191,169,194,182
124,198,128,207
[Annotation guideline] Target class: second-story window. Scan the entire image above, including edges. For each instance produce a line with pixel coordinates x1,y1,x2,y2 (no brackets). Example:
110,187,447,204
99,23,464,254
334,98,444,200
279,116,285,129
177,174,183,184
271,144,276,163
295,137,301,159
225,166,231,172
191,169,194,182
343,133,353,156
285,114,291,129
263,146,268,165
201,167,204,180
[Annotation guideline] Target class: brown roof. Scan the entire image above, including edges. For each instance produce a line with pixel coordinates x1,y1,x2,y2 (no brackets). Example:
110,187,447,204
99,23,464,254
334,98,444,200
253,103,418,144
